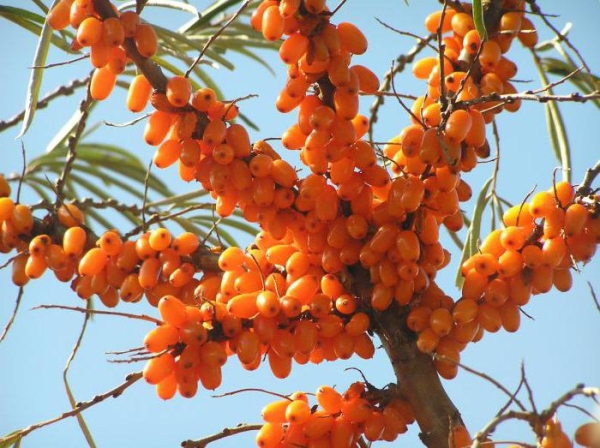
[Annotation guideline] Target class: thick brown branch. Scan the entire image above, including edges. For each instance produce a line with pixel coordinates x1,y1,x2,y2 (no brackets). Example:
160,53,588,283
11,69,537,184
92,0,168,92
349,266,461,448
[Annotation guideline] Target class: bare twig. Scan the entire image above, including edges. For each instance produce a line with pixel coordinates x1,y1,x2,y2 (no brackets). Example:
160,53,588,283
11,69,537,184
180,424,263,448
17,141,26,204
0,371,143,446
54,87,94,209
525,0,597,89
577,160,600,196
435,355,527,411
331,0,349,16
212,388,292,401
0,287,24,344
0,77,90,132
368,26,435,141
31,54,90,69
184,0,252,78
32,304,163,325
587,281,600,313
104,114,150,128
63,305,96,448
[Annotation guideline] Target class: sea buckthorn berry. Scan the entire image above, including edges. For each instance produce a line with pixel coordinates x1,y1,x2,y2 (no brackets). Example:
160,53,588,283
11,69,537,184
90,42,111,68
337,22,368,55
63,226,87,258
279,33,309,64
191,87,217,112
166,76,192,108
143,353,175,385
127,75,153,113
102,17,124,47
158,295,188,327
0,176,11,198
261,5,283,42
256,422,284,447
518,17,538,47
47,0,73,30
77,16,102,47
479,40,502,71
135,23,158,58
285,399,311,424
574,421,600,447
144,110,172,146
57,203,84,228
148,228,172,251
172,232,199,255
424,9,455,34
90,66,117,101
78,247,108,276
120,10,140,38
0,197,17,223
444,109,472,144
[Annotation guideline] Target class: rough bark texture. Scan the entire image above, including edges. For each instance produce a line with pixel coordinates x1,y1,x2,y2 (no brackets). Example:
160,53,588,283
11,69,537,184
349,266,461,448
374,311,462,447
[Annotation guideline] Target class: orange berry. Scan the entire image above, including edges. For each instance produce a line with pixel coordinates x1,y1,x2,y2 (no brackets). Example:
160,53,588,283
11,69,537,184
135,23,158,58
57,203,84,228
127,75,153,112
77,16,102,47
166,76,192,108
90,66,117,101
102,17,124,47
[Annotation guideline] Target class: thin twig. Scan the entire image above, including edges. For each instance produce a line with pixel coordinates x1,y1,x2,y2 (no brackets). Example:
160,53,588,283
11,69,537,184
63,305,96,448
32,304,163,325
577,160,600,196
331,0,349,16
17,141,27,204
435,355,527,411
526,0,597,89
104,114,150,128
184,0,252,78
0,77,90,132
521,363,539,417
180,424,263,448
142,160,152,233
586,281,600,313
0,371,143,446
0,287,24,344
212,388,292,401
31,54,90,69
123,203,216,240
54,86,94,209
368,26,435,141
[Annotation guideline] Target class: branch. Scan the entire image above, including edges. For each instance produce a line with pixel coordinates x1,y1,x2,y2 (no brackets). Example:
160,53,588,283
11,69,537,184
0,371,143,445
0,287,24,344
180,424,263,448
185,0,252,78
577,159,600,196
0,77,90,133
92,0,168,91
32,304,164,325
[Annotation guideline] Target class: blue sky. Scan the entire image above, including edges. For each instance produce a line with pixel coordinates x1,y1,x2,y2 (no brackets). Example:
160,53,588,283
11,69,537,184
0,1,599,446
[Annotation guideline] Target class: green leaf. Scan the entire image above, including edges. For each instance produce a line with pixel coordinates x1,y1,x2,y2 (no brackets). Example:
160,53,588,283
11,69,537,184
118,0,200,16
533,54,571,182
16,2,55,138
455,177,493,288
472,0,488,41
182,0,244,32
46,96,95,153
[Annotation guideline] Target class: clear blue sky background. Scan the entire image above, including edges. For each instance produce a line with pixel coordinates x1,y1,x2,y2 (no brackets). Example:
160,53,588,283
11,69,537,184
0,1,599,447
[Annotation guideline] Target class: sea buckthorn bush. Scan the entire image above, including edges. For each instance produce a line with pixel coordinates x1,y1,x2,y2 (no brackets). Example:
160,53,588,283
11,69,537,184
0,0,599,447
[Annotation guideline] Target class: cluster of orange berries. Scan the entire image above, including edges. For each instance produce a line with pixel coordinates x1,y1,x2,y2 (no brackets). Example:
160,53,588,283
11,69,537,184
2,192,213,310
252,0,380,177
415,0,538,117
47,0,158,100
141,227,378,397
406,181,599,378
256,383,416,447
